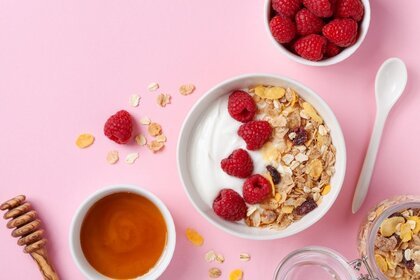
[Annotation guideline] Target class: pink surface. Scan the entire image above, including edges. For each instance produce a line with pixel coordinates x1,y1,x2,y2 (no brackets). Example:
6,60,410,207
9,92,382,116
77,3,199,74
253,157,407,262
0,0,419,279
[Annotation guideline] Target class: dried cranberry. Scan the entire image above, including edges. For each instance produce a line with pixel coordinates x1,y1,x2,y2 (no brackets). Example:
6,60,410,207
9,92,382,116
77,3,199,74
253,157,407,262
289,127,308,146
402,258,415,270
266,165,281,185
392,233,402,244
294,198,317,216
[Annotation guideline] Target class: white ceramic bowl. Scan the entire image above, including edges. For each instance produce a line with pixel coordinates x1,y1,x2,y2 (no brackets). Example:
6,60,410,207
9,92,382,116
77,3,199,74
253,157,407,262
264,0,371,66
177,73,346,240
69,185,176,280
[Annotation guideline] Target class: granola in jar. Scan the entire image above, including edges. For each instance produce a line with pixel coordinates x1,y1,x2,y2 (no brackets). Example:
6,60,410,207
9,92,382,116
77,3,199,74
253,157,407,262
358,196,420,280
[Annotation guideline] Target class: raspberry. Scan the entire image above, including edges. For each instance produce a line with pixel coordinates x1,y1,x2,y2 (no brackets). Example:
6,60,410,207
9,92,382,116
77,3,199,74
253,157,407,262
325,42,342,58
303,0,335,18
227,90,256,123
221,149,253,178
212,189,247,221
295,8,324,36
293,34,327,61
269,15,296,44
238,121,272,151
272,0,302,17
335,0,364,22
104,110,133,144
243,175,272,204
322,18,358,47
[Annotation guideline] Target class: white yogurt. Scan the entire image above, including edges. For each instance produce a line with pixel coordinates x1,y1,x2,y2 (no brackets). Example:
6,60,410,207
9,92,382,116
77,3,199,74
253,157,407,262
188,95,266,207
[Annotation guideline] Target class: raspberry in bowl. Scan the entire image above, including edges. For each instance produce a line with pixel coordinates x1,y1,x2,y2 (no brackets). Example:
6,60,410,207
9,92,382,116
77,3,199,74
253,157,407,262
265,0,371,66
177,74,346,240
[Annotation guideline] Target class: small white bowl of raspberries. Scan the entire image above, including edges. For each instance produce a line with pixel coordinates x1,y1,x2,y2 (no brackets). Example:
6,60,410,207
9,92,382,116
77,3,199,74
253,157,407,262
265,0,370,65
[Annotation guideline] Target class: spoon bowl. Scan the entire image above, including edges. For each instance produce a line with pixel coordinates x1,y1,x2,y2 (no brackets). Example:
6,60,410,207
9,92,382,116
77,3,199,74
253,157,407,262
375,58,408,112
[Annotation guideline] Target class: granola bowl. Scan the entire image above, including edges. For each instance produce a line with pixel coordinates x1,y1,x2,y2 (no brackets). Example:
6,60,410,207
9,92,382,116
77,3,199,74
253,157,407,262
177,73,346,240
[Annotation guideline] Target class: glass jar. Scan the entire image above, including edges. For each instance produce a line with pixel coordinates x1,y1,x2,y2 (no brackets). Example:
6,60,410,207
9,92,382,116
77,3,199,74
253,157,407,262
274,195,420,280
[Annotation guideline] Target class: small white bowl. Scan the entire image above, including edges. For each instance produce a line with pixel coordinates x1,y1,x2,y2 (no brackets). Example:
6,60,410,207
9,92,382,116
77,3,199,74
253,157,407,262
264,0,371,66
177,73,346,240
69,185,176,280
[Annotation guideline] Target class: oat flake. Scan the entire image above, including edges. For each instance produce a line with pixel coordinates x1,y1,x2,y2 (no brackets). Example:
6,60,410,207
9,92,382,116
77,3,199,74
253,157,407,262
129,94,141,107
140,116,151,125
148,82,159,92
106,150,119,164
135,135,147,146
125,152,139,164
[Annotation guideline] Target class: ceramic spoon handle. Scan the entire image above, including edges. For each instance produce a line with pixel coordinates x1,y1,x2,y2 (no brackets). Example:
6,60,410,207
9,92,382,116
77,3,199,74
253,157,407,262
352,112,387,214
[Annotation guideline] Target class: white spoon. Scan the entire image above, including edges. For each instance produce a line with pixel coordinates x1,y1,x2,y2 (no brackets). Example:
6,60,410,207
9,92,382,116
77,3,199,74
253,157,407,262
352,58,407,214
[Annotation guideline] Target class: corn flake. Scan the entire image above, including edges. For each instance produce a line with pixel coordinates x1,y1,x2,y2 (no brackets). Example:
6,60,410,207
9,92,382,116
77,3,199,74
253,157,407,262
229,269,243,280
185,228,204,246
76,133,95,148
302,102,323,124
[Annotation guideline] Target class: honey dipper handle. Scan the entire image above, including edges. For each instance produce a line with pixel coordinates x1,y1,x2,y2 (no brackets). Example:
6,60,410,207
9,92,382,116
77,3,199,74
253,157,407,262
30,248,59,280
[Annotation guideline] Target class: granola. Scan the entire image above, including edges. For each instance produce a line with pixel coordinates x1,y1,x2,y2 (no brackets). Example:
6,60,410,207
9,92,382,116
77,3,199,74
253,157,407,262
244,85,336,230
374,208,420,279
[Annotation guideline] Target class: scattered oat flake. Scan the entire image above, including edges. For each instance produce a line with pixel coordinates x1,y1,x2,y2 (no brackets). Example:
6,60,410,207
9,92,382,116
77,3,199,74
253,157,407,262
129,94,141,107
148,82,159,92
125,152,139,164
205,250,216,262
239,253,251,262
106,150,119,164
185,228,204,246
157,93,171,107
140,116,151,125
208,267,222,278
229,269,243,280
76,133,95,148
148,122,162,136
148,140,165,153
215,253,225,263
179,84,196,96
155,134,167,143
135,134,147,146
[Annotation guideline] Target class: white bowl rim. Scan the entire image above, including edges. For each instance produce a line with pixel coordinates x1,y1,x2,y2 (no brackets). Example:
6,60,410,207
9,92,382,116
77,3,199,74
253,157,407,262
263,0,371,66
69,184,176,280
177,73,347,240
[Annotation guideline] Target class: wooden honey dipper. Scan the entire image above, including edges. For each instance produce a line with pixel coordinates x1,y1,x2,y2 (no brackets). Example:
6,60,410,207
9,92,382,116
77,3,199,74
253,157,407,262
1,195,59,280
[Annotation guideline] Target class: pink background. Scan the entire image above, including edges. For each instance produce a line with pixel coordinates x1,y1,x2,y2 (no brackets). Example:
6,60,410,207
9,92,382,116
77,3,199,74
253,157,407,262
0,0,419,279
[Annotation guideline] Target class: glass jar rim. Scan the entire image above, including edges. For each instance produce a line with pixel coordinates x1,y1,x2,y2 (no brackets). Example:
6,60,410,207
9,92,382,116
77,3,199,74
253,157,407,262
273,246,358,280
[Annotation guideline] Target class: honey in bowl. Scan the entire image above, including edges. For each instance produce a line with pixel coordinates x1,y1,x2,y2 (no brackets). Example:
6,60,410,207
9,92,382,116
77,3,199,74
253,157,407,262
80,192,167,279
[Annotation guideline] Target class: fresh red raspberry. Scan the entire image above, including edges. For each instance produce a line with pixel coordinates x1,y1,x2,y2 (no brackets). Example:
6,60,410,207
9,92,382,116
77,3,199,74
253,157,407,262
303,0,335,18
293,34,327,61
238,121,272,151
221,149,253,178
269,15,296,44
295,8,325,36
104,110,133,144
335,0,364,22
325,42,342,57
212,189,247,221
272,0,302,17
228,90,256,123
322,18,358,47
243,174,272,204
